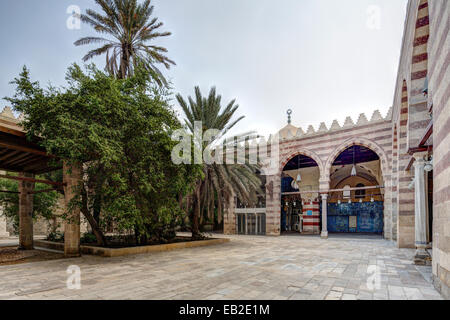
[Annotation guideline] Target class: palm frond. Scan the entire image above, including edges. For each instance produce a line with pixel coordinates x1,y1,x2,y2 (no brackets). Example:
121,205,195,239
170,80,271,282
177,87,263,226
75,0,174,83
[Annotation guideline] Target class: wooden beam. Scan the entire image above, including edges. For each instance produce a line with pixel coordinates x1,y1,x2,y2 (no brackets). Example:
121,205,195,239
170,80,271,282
14,154,45,167
282,190,321,196
33,165,63,175
0,122,25,137
408,146,432,155
0,190,20,194
5,154,40,167
0,174,65,187
419,120,433,147
0,150,21,162
405,156,415,172
23,159,61,172
0,141,50,157
328,185,384,193
28,188,61,195
282,185,384,196
2,151,34,165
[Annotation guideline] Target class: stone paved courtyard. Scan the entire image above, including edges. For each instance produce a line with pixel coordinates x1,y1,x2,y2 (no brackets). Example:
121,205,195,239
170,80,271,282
0,234,443,300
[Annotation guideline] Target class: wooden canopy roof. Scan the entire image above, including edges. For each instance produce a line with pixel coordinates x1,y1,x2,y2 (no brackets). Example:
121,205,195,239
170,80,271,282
0,108,61,174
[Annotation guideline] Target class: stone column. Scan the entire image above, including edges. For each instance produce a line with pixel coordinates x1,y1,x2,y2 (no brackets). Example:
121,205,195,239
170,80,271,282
413,154,431,265
265,174,281,236
321,194,328,239
18,173,35,250
63,162,82,257
223,194,236,235
382,175,393,241
0,208,9,238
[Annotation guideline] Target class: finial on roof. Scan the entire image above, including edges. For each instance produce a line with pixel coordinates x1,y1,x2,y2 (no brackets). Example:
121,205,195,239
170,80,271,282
287,109,292,124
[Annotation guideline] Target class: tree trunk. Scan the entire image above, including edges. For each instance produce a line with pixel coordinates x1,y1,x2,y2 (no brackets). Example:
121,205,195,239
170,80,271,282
93,192,102,225
178,193,183,210
81,189,107,246
192,186,201,239
119,44,130,79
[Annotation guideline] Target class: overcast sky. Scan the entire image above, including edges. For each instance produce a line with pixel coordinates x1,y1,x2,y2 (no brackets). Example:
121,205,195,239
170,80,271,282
0,0,407,137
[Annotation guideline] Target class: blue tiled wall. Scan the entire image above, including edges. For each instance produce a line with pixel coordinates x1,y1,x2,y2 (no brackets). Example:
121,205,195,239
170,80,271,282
327,202,384,234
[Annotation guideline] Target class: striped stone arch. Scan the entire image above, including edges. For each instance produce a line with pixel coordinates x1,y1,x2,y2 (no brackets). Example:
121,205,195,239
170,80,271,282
278,148,324,177
406,0,431,148
323,137,389,183
400,80,410,153
410,0,429,98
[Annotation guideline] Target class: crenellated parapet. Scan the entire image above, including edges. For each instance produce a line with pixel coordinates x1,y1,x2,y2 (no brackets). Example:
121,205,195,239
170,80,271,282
0,106,23,122
279,107,393,141
0,106,24,132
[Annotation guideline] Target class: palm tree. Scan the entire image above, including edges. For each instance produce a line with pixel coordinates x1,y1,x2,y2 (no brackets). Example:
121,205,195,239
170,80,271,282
74,0,174,84
176,87,263,238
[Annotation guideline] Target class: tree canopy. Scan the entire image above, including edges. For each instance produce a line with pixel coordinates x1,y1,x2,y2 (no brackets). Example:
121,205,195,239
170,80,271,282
6,64,201,244
74,0,174,84
0,177,60,233
176,86,263,238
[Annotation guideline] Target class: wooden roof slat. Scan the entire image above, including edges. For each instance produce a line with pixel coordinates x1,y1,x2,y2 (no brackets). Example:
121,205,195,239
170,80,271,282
2,151,34,165
0,124,60,174
23,160,57,172
0,124,26,137
0,150,22,162
0,141,50,157
0,174,65,187
11,154,44,167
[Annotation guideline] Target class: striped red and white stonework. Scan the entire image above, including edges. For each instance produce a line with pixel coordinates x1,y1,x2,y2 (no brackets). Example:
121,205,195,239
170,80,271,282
223,0,449,300
391,0,449,298
302,201,320,234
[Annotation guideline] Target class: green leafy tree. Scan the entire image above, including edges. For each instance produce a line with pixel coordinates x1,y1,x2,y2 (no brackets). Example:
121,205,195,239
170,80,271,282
6,65,200,245
0,177,60,233
74,0,174,84
176,86,263,239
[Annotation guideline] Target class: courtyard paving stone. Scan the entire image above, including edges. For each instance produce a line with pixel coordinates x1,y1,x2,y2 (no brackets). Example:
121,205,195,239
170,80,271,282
0,234,443,300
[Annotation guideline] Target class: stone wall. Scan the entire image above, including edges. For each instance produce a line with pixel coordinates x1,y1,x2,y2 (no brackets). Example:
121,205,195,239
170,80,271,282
392,0,449,298
427,0,450,300
223,3,448,287
397,81,416,248
264,118,394,240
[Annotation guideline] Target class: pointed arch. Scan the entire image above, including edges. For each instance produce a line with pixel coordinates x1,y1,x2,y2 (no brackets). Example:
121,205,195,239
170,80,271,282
410,0,430,97
279,148,324,178
407,0,431,148
324,137,389,183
